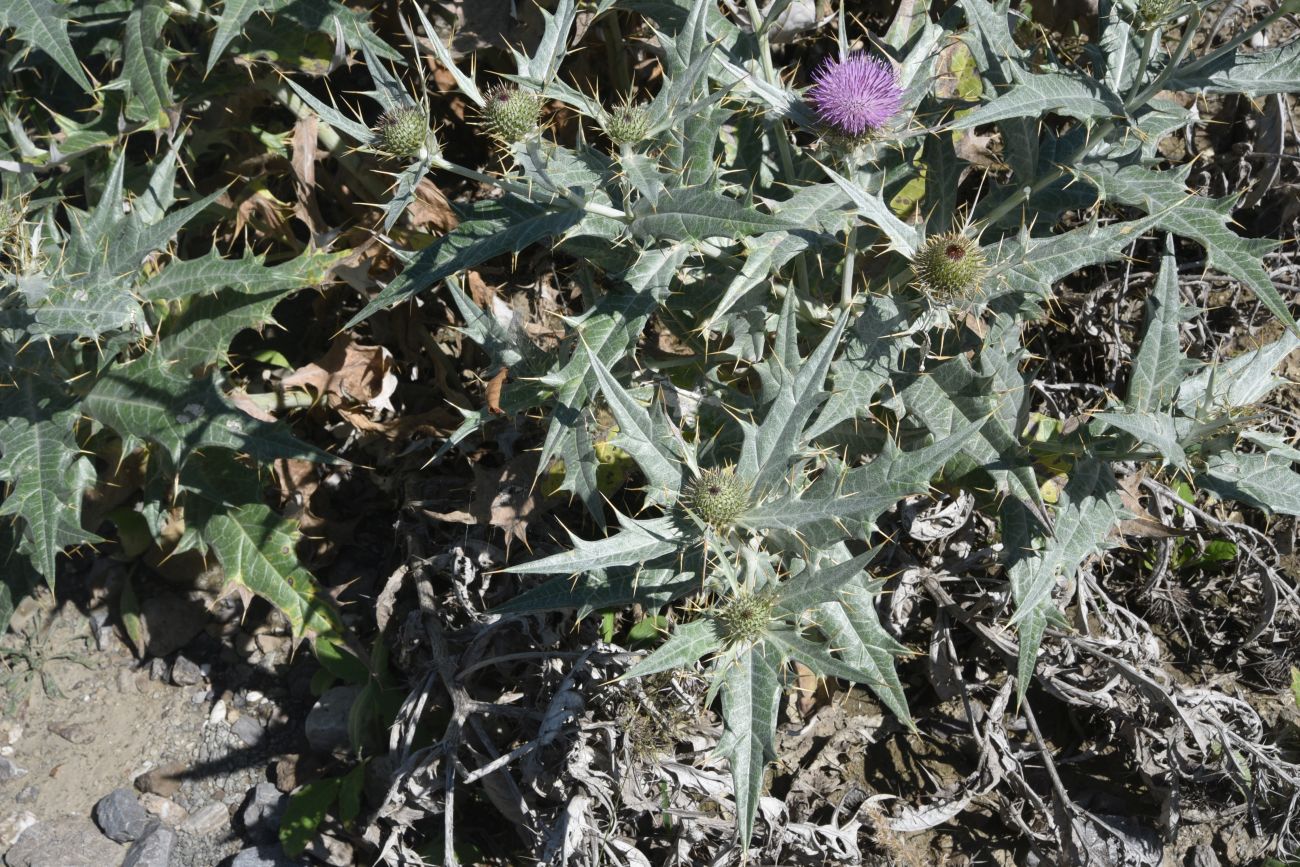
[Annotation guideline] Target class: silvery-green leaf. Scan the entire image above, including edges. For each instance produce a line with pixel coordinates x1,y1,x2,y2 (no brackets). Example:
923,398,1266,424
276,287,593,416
774,550,876,616
413,2,483,106
713,641,782,851
1006,459,1123,703
1200,452,1300,517
815,578,913,723
122,0,174,129
1126,237,1193,413
630,186,798,242
954,72,1125,128
508,515,683,576
1083,162,1297,335
817,161,922,257
1166,40,1300,97
207,0,267,72
497,565,696,617
956,0,1037,180
1177,331,1300,415
588,354,682,502
1095,411,1188,469
623,618,721,680
284,78,375,146
138,248,340,303
345,200,584,328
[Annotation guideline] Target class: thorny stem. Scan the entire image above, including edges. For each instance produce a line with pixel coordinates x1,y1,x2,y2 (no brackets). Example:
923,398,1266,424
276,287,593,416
745,0,814,300
1125,6,1203,111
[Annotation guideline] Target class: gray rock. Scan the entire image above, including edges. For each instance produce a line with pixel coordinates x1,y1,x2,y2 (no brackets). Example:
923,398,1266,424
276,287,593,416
179,802,228,837
0,758,26,783
225,846,296,867
93,788,151,843
3,816,122,867
120,824,175,867
230,716,265,748
148,658,168,682
238,783,286,844
304,686,360,754
170,655,204,687
14,786,38,804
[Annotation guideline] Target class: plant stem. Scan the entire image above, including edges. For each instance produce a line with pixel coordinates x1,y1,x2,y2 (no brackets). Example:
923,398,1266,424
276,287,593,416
1125,7,1202,111
841,225,858,308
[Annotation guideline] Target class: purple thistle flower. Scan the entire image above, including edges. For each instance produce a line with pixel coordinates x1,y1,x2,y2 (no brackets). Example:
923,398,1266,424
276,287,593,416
809,53,903,137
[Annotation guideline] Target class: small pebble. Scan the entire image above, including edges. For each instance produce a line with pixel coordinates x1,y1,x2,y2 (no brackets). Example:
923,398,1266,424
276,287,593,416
245,690,264,704
208,700,227,726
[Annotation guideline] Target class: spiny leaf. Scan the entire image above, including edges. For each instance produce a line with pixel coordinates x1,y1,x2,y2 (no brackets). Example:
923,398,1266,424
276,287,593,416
206,0,267,72
139,248,341,303
1200,453,1300,518
1166,40,1300,97
0,370,100,581
629,186,799,242
508,514,683,577
587,353,682,501
0,0,93,89
496,565,696,617
1126,237,1195,413
952,72,1125,128
622,618,721,680
713,641,782,851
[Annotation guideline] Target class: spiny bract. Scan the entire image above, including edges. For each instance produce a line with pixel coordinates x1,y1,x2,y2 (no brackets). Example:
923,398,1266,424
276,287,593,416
483,87,542,142
912,232,988,305
684,466,751,529
715,591,777,648
606,102,651,146
373,107,429,159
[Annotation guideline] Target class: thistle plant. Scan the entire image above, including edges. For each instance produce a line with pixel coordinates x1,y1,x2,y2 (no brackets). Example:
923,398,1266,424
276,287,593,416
3,0,1300,860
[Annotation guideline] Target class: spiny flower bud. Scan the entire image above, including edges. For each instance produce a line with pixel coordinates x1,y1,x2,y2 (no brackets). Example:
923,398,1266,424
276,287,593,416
1136,0,1180,26
373,107,429,159
809,53,903,138
606,102,651,147
483,86,542,143
684,465,751,529
913,232,988,305
716,591,776,647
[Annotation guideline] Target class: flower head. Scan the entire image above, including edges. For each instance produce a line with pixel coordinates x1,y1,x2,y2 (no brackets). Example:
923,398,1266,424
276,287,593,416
809,53,903,137
373,107,429,159
684,465,751,529
482,86,542,143
606,101,651,147
913,232,988,305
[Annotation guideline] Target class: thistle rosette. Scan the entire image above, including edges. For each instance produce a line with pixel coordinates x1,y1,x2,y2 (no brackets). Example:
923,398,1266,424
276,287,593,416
809,53,903,138
483,86,542,143
373,106,430,160
913,232,988,305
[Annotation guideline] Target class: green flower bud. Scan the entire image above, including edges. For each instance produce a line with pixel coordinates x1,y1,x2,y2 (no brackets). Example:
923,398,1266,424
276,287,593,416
373,107,429,159
684,465,751,529
912,232,988,305
606,102,650,147
716,591,776,647
483,87,542,143
1136,0,1180,26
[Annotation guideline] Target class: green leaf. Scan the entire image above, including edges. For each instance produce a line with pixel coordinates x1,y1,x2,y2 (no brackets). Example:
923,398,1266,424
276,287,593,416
509,514,683,576
1094,411,1187,469
1126,237,1194,413
956,0,1037,181
0,0,93,89
622,618,721,680
139,248,339,303
995,215,1161,298
345,201,583,329
808,295,908,440
280,778,342,857
713,641,782,851
774,550,876,616
1200,453,1300,517
122,0,174,129
206,0,266,71
83,354,332,468
119,572,145,657
629,186,798,242
156,287,287,371
201,503,340,641
283,78,375,145
0,371,100,581
954,72,1124,127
